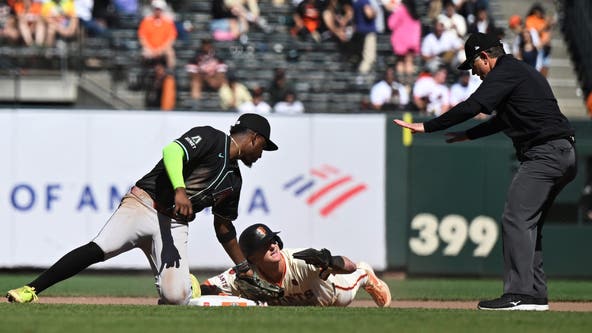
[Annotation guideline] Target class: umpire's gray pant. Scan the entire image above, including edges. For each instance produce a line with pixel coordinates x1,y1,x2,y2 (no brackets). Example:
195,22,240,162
503,138,577,298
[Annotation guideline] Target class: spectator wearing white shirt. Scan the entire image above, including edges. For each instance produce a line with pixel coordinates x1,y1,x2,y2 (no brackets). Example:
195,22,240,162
412,66,450,116
369,67,409,110
421,18,463,72
274,91,304,114
437,0,467,38
238,87,272,114
449,70,479,106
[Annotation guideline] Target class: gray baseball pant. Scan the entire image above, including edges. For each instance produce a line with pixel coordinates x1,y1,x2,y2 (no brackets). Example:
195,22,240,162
502,138,576,298
93,186,192,305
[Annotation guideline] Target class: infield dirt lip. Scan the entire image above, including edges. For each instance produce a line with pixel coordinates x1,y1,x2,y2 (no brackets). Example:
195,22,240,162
19,297,592,312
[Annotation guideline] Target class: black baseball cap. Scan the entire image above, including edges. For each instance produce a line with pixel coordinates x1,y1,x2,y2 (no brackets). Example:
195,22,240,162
458,32,503,70
232,113,278,151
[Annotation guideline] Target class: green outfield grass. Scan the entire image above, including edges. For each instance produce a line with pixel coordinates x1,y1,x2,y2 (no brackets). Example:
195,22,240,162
1,274,592,333
1,273,592,301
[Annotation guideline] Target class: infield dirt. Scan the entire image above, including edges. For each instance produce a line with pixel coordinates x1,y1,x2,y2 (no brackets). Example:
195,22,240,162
17,297,592,312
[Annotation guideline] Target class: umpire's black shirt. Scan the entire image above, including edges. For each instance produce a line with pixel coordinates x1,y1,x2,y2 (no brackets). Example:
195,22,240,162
424,55,574,157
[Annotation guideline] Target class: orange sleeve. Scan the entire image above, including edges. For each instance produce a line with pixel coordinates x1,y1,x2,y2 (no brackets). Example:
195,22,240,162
137,18,149,40
161,75,176,111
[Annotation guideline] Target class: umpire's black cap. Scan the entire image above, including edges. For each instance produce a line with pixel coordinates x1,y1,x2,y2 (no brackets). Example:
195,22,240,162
458,32,503,70
232,113,278,151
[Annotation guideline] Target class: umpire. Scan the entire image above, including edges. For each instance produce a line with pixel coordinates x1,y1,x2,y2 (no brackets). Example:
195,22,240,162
394,32,577,311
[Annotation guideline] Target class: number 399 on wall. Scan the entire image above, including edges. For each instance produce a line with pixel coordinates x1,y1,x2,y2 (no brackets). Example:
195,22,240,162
409,214,499,257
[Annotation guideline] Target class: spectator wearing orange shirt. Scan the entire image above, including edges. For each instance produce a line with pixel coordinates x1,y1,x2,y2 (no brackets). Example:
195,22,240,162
138,0,177,69
14,0,45,46
525,3,553,77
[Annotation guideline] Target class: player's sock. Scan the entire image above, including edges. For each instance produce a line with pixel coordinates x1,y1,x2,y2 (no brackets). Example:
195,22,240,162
28,242,105,293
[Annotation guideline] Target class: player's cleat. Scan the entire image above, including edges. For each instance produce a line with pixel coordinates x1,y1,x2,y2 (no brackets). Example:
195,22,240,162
190,274,201,299
358,262,391,307
6,286,39,303
478,294,549,311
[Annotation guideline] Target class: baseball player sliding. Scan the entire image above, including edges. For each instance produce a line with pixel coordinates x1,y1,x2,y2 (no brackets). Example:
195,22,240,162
6,114,278,305
200,223,392,307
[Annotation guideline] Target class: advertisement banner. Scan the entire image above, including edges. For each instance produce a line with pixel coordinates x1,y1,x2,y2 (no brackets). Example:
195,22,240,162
0,110,385,270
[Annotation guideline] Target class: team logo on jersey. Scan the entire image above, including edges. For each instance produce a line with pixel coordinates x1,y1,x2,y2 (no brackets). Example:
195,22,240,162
283,164,367,217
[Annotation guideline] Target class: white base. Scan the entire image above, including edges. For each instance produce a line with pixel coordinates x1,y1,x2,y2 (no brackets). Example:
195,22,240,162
188,295,262,307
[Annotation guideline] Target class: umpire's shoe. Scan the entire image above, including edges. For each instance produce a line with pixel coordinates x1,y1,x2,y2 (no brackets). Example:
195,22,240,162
6,286,39,303
478,294,548,311
358,262,392,307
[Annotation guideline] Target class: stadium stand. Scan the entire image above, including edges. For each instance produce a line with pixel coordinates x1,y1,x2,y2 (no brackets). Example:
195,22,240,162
0,0,588,117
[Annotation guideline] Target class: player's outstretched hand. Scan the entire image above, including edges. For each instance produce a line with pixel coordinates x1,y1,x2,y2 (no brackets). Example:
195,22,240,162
445,132,469,144
393,119,425,133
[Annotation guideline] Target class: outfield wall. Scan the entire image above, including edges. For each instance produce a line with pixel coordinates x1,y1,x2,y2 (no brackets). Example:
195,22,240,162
386,114,592,277
0,110,386,270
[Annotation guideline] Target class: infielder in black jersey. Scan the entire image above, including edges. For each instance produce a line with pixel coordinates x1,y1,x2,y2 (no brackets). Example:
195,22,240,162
6,113,278,305
394,33,576,311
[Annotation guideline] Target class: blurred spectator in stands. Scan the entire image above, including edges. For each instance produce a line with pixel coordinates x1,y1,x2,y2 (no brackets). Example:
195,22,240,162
420,18,463,72
456,0,488,26
137,0,176,69
238,86,272,114
368,0,384,33
450,70,486,118
369,67,409,111
145,57,176,111
525,2,553,77
274,90,305,114
450,70,476,106
186,39,227,101
508,14,540,66
438,0,466,38
219,71,252,111
291,0,322,43
42,0,79,47
14,0,45,46
211,0,240,41
268,67,295,107
387,0,420,81
425,0,441,24
90,0,118,30
467,4,495,35
515,26,539,69
113,0,139,21
350,0,376,74
225,0,271,34
0,2,20,43
412,65,449,116
495,26,511,54
75,0,109,38
321,0,353,44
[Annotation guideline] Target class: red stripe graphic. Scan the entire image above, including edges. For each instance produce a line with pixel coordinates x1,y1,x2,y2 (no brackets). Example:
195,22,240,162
334,273,367,291
310,169,328,179
322,164,340,174
306,176,352,204
319,184,367,217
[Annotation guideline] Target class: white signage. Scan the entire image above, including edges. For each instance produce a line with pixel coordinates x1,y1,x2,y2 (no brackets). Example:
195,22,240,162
0,110,386,270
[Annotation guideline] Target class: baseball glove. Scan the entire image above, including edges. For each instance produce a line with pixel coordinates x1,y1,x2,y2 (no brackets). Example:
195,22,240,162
293,248,332,269
293,248,334,280
235,272,284,303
